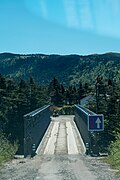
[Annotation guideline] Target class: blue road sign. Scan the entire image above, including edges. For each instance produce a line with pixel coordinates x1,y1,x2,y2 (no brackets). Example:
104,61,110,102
88,115,104,131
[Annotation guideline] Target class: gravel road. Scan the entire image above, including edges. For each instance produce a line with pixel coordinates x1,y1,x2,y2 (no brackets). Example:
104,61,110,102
0,116,119,180
0,154,119,180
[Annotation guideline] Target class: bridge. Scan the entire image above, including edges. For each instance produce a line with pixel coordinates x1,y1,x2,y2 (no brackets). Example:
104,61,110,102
2,104,118,180
23,104,102,157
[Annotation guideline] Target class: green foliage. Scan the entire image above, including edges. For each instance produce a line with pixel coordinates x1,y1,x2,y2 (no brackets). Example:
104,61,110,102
48,78,86,106
48,78,64,106
60,106,74,115
105,133,120,174
0,74,49,154
59,105,74,115
51,105,74,115
86,76,120,153
0,52,120,85
0,133,18,165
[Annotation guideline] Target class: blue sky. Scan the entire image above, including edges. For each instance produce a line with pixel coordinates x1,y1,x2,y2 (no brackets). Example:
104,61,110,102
0,0,120,55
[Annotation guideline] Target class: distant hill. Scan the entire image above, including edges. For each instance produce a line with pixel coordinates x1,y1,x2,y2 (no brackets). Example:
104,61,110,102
0,52,120,85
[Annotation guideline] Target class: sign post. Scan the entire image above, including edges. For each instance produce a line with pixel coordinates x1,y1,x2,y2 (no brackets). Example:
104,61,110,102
88,115,104,131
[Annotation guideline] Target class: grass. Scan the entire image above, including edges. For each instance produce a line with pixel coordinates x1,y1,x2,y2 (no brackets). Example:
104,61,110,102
103,133,120,176
51,105,74,115
0,133,18,166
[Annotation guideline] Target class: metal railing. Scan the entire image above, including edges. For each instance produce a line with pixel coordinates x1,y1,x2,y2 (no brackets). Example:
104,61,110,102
74,105,99,156
24,105,51,157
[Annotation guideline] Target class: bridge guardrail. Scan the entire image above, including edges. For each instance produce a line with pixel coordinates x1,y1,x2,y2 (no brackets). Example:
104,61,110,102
74,105,99,156
24,105,51,157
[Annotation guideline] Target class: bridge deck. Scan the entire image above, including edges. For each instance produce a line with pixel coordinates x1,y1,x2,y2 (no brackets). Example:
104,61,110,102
36,115,86,155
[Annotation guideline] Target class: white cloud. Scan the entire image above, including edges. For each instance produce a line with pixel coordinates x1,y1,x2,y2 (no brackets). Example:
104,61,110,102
77,0,94,30
63,0,94,30
39,0,48,19
63,0,80,28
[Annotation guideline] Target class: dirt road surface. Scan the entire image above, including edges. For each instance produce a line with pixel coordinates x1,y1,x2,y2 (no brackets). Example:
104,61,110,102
0,116,119,180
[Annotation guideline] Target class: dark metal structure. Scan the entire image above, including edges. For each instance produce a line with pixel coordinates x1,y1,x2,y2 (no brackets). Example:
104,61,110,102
23,104,99,157
24,105,51,157
74,105,99,156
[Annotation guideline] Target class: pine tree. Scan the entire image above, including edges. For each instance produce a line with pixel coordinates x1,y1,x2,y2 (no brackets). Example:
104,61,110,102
95,76,107,113
48,78,63,105
0,74,6,89
78,82,84,104
61,84,65,95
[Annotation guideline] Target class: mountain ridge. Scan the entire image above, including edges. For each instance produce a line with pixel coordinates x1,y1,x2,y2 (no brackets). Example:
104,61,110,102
0,52,120,85
0,51,120,57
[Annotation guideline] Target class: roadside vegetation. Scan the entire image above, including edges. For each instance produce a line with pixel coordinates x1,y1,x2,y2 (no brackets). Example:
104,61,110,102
0,74,49,164
85,76,120,174
104,133,120,175
0,133,18,166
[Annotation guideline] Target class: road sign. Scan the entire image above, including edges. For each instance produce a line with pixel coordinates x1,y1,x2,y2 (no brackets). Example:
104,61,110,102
88,115,104,131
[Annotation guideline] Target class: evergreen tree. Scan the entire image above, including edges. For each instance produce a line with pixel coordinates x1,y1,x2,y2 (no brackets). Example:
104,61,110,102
61,84,65,95
0,74,6,89
95,75,106,113
48,78,63,105
108,79,113,86
78,82,84,104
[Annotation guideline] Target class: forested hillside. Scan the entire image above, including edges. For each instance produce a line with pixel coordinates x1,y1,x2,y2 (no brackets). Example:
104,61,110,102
0,52,120,85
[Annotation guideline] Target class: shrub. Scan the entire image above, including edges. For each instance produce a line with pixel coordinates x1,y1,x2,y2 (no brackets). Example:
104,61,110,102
106,133,120,174
0,133,18,165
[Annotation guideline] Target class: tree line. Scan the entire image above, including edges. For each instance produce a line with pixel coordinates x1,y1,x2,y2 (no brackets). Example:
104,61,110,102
0,74,119,153
87,75,120,151
49,76,120,151
48,77,90,106
0,74,49,152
